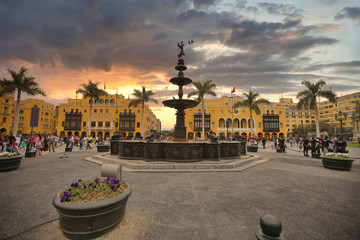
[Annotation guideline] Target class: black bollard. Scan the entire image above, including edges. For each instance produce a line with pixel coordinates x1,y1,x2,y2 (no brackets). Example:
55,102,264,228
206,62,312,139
256,214,285,240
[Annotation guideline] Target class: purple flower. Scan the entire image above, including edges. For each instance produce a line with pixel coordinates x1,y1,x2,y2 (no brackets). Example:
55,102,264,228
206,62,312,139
68,188,72,191
83,184,86,189
78,179,82,182
110,185,115,190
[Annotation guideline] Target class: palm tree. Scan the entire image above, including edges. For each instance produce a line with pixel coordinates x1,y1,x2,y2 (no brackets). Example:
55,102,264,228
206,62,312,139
297,80,336,137
128,86,158,138
0,67,46,136
76,80,108,137
188,80,217,140
233,90,270,139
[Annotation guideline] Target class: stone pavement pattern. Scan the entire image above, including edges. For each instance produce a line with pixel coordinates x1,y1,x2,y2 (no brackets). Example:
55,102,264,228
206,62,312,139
0,144,359,240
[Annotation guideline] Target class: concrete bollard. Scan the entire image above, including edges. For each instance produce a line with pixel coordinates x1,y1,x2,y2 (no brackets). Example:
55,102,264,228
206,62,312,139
101,163,122,180
256,214,285,240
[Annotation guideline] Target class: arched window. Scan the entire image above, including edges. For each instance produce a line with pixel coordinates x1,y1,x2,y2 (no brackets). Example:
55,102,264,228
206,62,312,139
105,99,109,104
100,99,104,104
218,118,225,128
110,99,115,105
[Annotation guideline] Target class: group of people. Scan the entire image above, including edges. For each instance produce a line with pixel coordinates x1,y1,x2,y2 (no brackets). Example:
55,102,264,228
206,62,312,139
0,133,111,155
246,135,348,157
301,136,347,157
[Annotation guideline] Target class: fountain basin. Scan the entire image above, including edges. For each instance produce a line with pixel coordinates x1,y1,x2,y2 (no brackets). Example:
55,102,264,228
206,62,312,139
163,99,199,109
111,140,246,162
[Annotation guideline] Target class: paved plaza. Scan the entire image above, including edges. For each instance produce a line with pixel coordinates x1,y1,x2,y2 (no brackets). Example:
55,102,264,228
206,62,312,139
0,144,359,240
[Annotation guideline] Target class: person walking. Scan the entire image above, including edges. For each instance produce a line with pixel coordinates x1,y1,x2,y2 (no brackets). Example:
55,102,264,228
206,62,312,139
262,137,266,149
69,135,74,148
79,136,84,149
48,133,56,152
303,138,309,156
0,135,4,152
310,136,317,156
86,136,93,149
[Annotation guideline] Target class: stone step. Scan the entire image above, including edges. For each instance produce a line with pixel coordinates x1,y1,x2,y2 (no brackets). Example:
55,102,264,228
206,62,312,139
84,154,268,172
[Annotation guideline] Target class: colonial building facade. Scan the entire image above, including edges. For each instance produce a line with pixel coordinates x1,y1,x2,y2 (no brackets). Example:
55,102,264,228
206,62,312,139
0,97,55,136
319,92,360,136
184,96,316,139
0,93,15,135
56,94,161,139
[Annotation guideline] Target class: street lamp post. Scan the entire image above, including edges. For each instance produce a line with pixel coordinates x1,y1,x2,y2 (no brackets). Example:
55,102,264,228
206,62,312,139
335,111,347,137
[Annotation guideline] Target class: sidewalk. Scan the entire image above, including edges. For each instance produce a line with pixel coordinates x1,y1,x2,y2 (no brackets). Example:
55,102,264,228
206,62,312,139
0,144,359,240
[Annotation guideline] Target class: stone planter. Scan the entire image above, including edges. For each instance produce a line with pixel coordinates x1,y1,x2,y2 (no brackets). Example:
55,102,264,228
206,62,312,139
0,155,23,172
25,152,36,158
321,156,354,171
65,147,72,152
247,146,258,152
52,185,132,238
97,145,110,152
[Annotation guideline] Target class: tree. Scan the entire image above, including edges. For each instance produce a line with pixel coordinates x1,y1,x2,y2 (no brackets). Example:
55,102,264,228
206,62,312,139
233,90,270,138
296,80,336,137
188,80,217,140
0,67,46,136
291,122,334,137
128,86,158,138
76,80,108,137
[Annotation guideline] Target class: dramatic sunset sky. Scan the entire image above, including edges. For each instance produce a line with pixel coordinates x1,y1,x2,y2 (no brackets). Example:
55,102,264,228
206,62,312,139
0,0,359,129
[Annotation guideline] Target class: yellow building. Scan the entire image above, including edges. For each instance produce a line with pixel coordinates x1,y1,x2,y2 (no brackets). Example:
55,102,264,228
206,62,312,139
319,91,360,136
0,93,15,135
184,96,288,140
278,98,316,136
56,94,161,139
184,96,319,139
10,98,55,136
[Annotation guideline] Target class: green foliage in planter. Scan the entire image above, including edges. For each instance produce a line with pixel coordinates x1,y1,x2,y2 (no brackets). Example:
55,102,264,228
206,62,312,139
325,153,351,158
60,177,128,203
347,142,359,148
0,152,17,157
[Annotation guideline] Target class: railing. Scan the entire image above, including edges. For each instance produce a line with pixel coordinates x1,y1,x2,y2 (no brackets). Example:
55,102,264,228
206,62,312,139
217,127,256,132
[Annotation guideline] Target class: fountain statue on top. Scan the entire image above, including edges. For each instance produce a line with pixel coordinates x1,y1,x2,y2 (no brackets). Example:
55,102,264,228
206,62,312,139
163,40,199,140
110,41,245,162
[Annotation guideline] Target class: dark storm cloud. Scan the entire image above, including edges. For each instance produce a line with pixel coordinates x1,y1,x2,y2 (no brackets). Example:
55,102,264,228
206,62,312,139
299,61,360,73
335,7,360,22
218,17,338,58
193,0,218,9
257,2,304,16
0,0,185,70
0,0,357,101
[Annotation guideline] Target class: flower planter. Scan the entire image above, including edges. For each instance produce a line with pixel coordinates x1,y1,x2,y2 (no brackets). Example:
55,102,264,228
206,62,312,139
321,156,354,171
25,152,36,158
97,145,110,152
247,146,258,152
65,147,72,152
0,155,23,172
52,185,131,238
